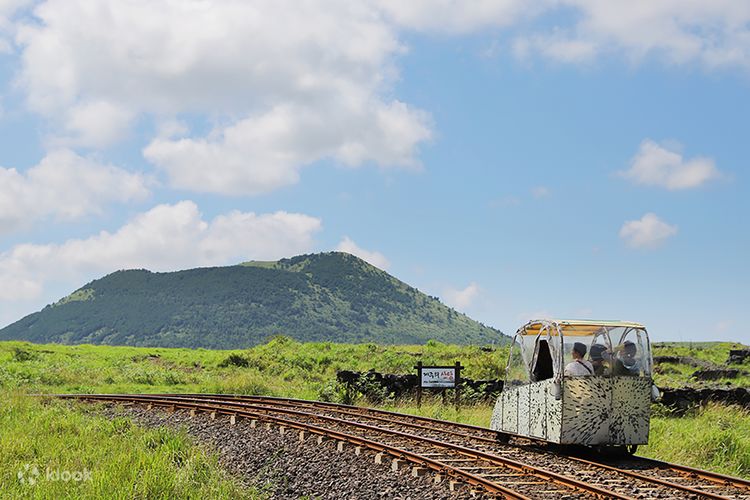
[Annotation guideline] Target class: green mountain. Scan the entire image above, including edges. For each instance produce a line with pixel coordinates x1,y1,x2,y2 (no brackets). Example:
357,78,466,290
0,252,507,349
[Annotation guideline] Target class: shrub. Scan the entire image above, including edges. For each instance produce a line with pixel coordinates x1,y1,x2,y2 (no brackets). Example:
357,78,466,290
12,348,37,362
218,354,249,368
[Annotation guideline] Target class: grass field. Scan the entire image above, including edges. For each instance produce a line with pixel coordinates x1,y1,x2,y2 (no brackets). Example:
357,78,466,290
1,338,749,497
652,341,750,388
0,391,253,498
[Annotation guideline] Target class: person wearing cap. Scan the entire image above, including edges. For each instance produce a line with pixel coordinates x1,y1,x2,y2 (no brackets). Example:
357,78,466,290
564,342,594,377
613,341,641,376
589,344,611,376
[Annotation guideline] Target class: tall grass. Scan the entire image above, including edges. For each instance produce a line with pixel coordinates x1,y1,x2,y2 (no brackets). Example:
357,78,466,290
642,403,750,478
0,338,507,398
0,391,256,498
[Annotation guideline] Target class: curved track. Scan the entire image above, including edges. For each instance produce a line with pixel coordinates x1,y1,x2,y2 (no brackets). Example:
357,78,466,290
53,393,750,499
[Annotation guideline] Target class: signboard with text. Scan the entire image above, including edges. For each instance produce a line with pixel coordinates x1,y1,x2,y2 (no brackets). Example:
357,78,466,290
420,367,457,388
414,361,462,408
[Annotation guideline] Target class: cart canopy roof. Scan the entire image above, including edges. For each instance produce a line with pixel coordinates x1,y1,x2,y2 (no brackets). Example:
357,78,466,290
519,319,646,336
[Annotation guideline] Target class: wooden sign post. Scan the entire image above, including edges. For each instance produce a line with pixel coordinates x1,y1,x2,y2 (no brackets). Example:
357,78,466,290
415,361,462,410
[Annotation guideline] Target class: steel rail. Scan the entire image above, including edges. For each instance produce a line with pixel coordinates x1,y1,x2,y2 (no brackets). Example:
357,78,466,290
634,456,750,490
147,393,750,499
244,398,733,499
55,393,624,499
55,394,527,499
563,455,734,500
168,392,500,436
182,394,507,445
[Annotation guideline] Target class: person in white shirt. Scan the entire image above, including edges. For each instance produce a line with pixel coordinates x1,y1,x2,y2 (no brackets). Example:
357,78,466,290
564,342,594,377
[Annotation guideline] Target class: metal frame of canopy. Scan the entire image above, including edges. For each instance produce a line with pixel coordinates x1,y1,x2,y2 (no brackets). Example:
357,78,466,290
507,319,653,385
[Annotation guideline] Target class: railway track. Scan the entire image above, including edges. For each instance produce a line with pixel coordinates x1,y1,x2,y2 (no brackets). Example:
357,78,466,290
53,393,750,499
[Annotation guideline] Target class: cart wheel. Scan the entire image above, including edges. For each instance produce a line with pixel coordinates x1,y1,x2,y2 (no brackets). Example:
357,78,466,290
496,433,510,444
626,444,638,455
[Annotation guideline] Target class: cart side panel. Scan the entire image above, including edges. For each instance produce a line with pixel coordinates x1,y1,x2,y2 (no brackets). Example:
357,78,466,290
561,377,613,445
490,394,503,431
501,388,518,433
609,377,651,445
517,384,531,437
529,382,547,439
561,377,652,445
545,380,562,443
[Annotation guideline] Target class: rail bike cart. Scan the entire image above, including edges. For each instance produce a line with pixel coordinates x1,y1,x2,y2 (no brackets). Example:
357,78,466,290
491,319,658,453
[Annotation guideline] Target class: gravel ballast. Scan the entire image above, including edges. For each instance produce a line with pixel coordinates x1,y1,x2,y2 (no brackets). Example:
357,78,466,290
101,404,480,499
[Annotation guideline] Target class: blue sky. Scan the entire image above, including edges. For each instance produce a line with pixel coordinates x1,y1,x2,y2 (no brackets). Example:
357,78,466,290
0,1,748,343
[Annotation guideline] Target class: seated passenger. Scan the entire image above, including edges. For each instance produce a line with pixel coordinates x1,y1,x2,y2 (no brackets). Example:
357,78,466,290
564,342,594,377
589,344,611,376
613,341,641,376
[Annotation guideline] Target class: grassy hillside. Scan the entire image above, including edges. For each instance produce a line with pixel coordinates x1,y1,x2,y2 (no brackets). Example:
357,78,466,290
0,252,506,348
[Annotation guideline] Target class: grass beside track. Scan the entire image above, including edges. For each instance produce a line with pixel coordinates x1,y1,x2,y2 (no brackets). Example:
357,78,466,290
0,392,255,499
1,338,749,489
640,403,750,479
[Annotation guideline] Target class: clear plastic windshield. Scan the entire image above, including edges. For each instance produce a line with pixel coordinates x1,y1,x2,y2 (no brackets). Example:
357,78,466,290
505,335,531,387
504,324,652,388
564,326,651,378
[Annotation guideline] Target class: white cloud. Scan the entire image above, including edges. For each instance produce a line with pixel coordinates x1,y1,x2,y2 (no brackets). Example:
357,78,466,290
0,201,322,302
515,1,750,69
336,236,390,270
619,212,678,249
6,0,747,199
59,100,135,148
377,1,750,70
376,0,542,33
531,186,550,198
443,282,480,310
620,139,721,190
0,150,150,234
144,100,430,195
0,0,30,53
382,1,749,71
15,0,431,192
513,34,598,63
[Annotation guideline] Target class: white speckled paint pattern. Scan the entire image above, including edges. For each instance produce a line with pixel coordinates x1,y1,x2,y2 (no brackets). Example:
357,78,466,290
492,377,650,445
